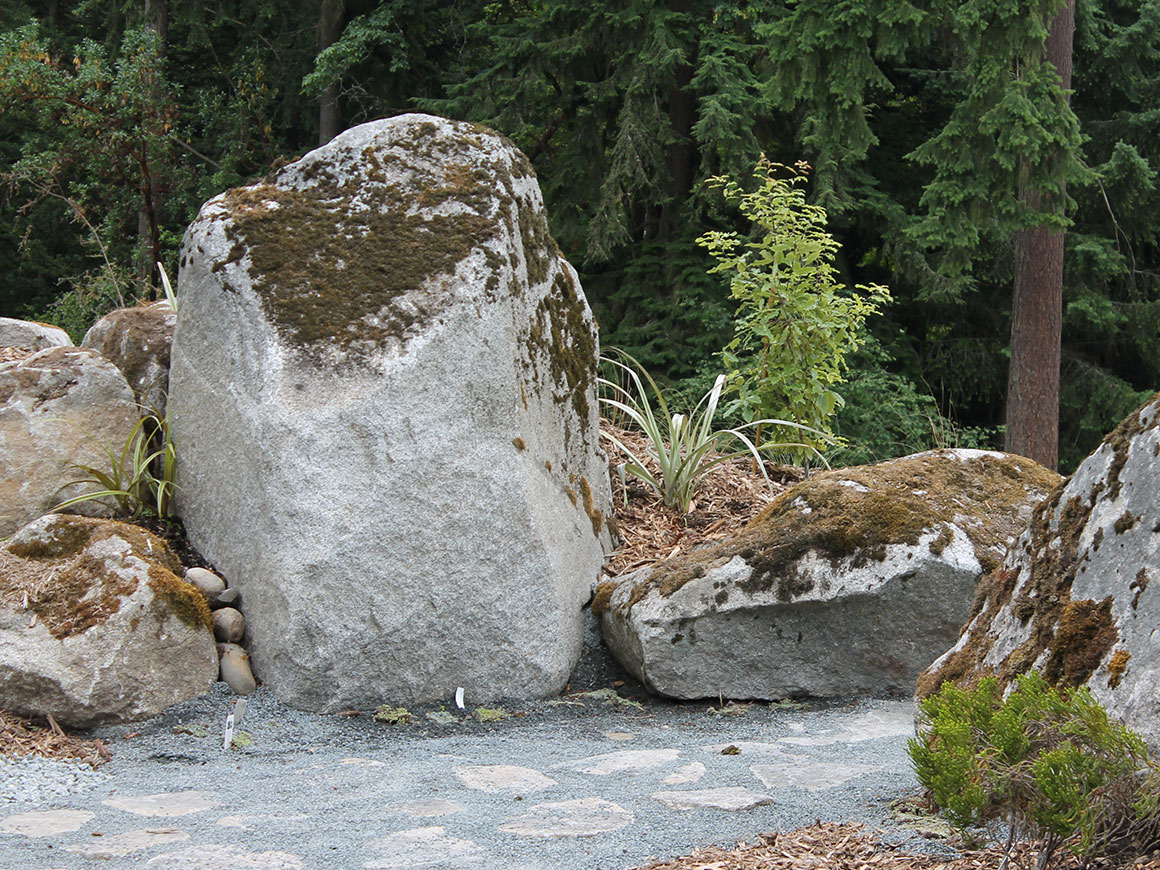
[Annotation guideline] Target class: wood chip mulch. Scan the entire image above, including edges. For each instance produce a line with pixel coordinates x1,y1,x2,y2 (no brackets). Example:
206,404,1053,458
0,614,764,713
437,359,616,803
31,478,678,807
0,711,110,768
601,421,803,576
629,821,1160,870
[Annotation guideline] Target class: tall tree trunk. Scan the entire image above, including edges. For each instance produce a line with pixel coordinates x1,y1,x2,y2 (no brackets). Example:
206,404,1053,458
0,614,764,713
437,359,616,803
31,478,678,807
659,0,697,289
1005,0,1075,469
318,0,345,145
136,0,168,297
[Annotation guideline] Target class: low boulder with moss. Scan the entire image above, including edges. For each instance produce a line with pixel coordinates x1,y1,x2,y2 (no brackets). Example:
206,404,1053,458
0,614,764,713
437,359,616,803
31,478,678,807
169,114,612,711
600,449,1059,701
919,393,1160,748
0,514,218,728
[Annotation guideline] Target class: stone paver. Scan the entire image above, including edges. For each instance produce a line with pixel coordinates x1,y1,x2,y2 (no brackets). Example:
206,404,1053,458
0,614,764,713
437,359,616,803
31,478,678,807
364,826,482,869
498,798,634,838
454,764,557,793
143,844,304,868
103,791,215,817
0,809,94,837
650,787,774,812
750,761,883,791
554,748,681,775
64,827,188,858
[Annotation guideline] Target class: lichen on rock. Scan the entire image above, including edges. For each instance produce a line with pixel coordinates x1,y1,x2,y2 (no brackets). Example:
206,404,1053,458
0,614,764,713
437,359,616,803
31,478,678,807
621,448,1060,611
917,392,1160,749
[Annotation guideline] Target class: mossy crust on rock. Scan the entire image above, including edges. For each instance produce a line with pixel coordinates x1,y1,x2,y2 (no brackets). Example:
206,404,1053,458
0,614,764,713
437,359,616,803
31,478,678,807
523,269,597,430
621,450,1059,610
214,119,540,363
0,515,198,639
916,392,1160,701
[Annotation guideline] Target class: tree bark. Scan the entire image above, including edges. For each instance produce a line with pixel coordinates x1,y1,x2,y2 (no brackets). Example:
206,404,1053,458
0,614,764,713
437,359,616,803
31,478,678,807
318,0,345,145
1005,0,1075,469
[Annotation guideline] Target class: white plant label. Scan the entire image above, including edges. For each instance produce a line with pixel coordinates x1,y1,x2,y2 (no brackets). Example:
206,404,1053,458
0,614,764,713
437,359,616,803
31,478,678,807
454,687,465,709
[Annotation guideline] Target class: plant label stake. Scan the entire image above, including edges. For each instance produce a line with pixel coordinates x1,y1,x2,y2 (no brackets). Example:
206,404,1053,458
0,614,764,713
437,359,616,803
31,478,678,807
222,698,246,750
454,687,465,709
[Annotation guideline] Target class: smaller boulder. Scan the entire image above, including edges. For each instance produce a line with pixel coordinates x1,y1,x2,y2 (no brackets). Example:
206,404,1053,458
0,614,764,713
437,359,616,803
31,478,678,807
185,567,226,602
212,607,245,643
0,515,219,728
217,643,257,695
0,317,71,351
82,305,176,413
0,347,141,537
601,449,1060,700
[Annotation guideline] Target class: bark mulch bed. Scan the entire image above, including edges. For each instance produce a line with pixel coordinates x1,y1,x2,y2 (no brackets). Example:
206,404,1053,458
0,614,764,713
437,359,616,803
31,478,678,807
630,821,1160,870
0,711,110,769
600,421,803,577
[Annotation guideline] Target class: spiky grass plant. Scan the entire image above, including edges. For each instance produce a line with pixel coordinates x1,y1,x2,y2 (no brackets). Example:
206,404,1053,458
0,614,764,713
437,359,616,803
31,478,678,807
54,407,177,519
598,350,829,514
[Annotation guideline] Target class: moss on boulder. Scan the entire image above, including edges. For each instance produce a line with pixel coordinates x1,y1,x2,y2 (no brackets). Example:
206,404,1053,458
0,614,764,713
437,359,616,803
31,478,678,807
918,394,1160,752
601,449,1059,701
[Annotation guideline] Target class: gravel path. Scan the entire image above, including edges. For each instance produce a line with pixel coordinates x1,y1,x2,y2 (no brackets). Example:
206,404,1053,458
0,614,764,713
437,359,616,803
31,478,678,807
0,685,945,869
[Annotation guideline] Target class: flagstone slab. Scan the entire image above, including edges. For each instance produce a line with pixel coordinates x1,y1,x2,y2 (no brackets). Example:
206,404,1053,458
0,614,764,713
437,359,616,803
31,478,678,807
453,765,556,793
750,761,883,791
0,809,93,837
145,844,304,868
364,826,482,869
65,827,188,858
499,798,633,838
660,763,707,785
104,791,215,817
388,799,465,818
650,787,774,812
554,749,681,775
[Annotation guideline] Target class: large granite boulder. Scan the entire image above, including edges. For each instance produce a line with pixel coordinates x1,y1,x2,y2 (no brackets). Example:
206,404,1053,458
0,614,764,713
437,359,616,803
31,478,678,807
0,346,141,537
0,317,71,351
919,394,1160,746
169,114,612,711
600,449,1060,700
0,514,218,728
82,304,176,414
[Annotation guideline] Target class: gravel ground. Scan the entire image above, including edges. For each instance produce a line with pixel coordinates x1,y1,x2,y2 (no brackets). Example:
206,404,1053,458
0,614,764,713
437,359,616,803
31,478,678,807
0,683,961,870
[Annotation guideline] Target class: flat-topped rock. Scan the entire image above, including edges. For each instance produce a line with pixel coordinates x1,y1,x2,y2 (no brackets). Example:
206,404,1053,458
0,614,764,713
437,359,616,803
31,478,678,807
601,449,1060,700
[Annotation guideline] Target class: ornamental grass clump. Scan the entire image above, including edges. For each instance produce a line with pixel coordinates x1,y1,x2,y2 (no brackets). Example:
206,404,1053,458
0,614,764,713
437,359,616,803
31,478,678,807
909,672,1160,870
54,406,177,519
599,349,828,514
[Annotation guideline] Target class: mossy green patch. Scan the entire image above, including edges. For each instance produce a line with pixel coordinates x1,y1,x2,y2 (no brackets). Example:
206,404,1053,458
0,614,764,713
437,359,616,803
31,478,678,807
523,270,597,429
623,451,1059,611
373,705,414,724
473,706,509,722
916,404,1155,700
1,516,186,639
147,565,213,633
216,120,540,365
6,516,96,560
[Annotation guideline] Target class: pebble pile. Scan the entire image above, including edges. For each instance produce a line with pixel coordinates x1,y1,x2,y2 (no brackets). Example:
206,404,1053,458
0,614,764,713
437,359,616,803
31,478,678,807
184,568,257,696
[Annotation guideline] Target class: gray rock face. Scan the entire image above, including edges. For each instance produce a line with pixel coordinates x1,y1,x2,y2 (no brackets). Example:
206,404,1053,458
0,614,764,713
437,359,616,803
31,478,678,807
919,394,1160,747
82,304,176,413
0,515,218,728
0,317,71,351
601,449,1060,700
0,346,141,537
170,114,611,711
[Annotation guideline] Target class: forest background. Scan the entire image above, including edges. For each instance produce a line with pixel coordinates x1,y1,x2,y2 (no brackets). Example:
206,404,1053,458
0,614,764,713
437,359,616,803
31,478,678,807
0,0,1157,473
